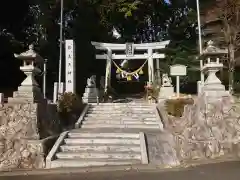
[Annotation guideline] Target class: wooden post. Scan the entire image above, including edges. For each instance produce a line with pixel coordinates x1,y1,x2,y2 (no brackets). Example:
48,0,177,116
43,59,47,99
176,76,180,98
200,59,204,82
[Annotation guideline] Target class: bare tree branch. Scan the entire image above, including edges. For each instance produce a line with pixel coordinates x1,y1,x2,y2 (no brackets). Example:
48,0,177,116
215,0,240,94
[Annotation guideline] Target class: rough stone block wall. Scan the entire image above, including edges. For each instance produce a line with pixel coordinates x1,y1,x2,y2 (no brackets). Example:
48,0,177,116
0,102,60,170
146,131,180,167
165,95,240,162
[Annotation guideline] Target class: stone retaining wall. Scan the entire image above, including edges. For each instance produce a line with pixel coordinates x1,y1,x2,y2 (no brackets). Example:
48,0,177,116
164,96,240,162
0,102,61,170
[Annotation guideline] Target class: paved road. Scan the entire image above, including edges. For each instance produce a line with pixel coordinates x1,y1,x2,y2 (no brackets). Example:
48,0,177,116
1,161,240,180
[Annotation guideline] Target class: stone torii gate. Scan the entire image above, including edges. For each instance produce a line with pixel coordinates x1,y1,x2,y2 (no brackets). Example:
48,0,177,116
91,41,170,92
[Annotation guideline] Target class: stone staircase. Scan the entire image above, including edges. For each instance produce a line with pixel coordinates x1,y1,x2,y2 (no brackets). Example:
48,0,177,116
46,103,162,168
47,130,148,168
80,103,162,129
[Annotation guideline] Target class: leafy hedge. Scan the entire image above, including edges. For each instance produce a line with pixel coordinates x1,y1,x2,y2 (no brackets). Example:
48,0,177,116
165,98,194,117
57,92,84,129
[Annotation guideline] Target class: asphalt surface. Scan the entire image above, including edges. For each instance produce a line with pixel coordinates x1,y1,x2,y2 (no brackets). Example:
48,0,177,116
1,161,240,180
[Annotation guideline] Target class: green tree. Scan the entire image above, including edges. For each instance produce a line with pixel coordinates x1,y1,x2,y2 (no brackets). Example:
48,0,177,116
0,0,201,95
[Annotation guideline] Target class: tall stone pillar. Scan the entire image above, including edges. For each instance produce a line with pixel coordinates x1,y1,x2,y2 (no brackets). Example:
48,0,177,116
148,48,154,83
156,58,161,86
104,49,112,92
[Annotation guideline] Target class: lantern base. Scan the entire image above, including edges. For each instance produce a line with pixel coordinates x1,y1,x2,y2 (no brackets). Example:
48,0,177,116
8,65,44,103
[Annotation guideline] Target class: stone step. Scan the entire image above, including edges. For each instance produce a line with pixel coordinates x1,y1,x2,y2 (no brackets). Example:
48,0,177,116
87,109,156,114
81,124,160,129
82,94,97,97
70,128,158,133
88,109,156,112
89,106,155,109
56,151,141,160
82,97,98,100
89,105,155,108
82,120,159,125
68,132,140,138
82,97,97,103
50,159,140,168
64,137,140,145
84,88,97,93
60,144,141,152
83,91,97,94
87,111,156,114
91,103,156,108
83,117,157,121
90,103,154,105
85,113,156,118
90,107,155,109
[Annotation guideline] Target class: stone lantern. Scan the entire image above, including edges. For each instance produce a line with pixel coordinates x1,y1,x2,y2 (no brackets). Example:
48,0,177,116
201,40,228,97
10,44,44,102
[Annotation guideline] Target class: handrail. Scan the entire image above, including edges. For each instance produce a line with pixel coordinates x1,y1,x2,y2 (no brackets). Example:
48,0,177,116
46,131,69,168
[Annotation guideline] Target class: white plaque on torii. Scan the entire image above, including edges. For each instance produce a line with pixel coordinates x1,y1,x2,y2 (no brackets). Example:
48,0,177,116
125,43,134,57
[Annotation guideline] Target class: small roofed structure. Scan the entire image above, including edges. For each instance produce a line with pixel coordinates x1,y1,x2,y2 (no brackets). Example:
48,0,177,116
202,40,228,56
14,44,44,67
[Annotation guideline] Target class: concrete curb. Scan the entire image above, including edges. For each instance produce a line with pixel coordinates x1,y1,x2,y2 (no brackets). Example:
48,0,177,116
46,131,69,168
75,104,90,128
156,102,168,129
155,106,164,130
139,132,148,164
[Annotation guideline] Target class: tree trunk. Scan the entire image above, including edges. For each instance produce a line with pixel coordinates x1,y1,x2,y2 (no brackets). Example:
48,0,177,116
228,44,235,95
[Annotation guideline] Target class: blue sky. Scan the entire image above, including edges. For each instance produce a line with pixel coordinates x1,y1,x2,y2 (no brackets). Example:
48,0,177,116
164,0,171,4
